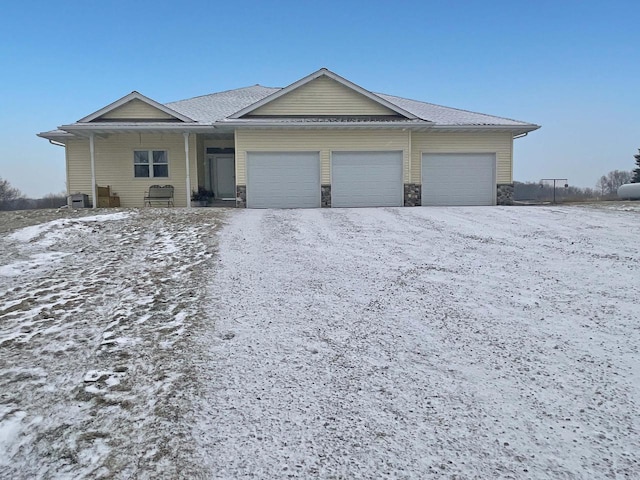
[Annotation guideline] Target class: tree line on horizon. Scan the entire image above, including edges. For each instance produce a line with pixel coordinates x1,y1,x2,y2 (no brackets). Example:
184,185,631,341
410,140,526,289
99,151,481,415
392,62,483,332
514,170,629,202
0,177,66,211
515,148,639,202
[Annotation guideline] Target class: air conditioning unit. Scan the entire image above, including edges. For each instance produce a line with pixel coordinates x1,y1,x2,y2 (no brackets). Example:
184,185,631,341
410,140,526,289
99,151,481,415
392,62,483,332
68,193,89,208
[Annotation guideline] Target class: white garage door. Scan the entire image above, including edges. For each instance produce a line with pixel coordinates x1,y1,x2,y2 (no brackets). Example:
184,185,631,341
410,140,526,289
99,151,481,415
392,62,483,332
422,153,496,206
247,152,320,208
331,151,403,207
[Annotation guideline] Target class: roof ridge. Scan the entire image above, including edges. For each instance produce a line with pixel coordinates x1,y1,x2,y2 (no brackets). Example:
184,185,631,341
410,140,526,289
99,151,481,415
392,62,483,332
376,92,534,125
166,85,281,105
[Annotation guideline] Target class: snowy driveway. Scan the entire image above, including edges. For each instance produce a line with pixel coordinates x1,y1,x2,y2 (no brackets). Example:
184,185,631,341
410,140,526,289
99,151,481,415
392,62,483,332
195,205,640,479
1,205,639,479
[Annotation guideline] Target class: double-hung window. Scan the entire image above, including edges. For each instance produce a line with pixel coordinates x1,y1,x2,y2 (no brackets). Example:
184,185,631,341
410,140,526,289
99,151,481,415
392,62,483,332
134,150,168,178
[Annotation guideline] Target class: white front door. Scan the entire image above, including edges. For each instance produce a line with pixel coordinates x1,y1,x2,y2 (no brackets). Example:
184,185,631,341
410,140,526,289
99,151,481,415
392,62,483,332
208,155,236,199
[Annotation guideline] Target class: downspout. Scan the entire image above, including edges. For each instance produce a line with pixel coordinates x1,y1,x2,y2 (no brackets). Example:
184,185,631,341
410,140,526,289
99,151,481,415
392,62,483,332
48,139,65,147
89,133,97,209
510,133,529,190
407,129,412,185
184,132,191,209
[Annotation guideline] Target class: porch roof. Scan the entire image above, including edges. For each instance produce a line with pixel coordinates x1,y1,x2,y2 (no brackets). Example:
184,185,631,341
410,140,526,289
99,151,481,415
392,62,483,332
37,123,218,142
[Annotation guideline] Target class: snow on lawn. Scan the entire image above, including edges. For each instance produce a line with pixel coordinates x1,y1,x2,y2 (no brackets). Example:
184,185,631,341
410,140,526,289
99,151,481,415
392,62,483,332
7,212,131,243
0,208,223,479
1,205,639,479
193,206,640,479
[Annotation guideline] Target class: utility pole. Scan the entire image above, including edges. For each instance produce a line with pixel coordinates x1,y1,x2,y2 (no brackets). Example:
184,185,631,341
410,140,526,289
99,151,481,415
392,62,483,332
540,179,568,204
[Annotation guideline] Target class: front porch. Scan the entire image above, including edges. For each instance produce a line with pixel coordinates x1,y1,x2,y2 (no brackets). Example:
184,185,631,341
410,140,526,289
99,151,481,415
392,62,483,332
58,130,239,209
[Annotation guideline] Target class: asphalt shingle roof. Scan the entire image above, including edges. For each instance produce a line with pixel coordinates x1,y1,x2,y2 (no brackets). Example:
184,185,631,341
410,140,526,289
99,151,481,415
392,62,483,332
375,93,531,127
166,86,278,123
166,85,535,127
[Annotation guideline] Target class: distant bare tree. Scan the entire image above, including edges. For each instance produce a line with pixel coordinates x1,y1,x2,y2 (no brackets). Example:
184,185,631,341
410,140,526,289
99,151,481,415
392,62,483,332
632,149,640,183
596,170,633,197
34,192,67,209
0,177,25,210
596,176,609,197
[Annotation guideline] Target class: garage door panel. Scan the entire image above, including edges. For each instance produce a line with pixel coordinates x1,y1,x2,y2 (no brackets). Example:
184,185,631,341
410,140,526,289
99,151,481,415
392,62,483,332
422,153,496,206
332,151,403,208
247,152,320,208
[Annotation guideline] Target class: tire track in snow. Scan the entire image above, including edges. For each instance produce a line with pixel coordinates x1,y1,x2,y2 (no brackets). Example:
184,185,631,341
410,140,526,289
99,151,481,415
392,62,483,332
195,206,640,479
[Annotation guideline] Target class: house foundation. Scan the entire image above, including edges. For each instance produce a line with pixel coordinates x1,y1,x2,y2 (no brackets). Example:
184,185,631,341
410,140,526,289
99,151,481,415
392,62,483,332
236,185,247,208
321,185,331,207
497,184,514,205
404,184,421,206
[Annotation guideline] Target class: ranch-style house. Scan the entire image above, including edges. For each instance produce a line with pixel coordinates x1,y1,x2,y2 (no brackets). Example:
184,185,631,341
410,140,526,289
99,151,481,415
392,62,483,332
38,68,540,209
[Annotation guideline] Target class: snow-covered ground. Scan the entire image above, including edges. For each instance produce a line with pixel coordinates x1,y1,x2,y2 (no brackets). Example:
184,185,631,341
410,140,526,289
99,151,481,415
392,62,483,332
1,204,639,479
0,208,222,479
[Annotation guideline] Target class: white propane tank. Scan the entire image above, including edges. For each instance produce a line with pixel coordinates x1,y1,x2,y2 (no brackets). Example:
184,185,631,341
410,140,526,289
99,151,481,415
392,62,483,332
618,183,640,200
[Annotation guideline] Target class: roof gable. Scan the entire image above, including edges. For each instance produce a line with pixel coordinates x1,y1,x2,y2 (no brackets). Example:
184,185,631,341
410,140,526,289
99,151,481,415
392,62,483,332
79,91,193,123
97,98,176,121
229,68,418,119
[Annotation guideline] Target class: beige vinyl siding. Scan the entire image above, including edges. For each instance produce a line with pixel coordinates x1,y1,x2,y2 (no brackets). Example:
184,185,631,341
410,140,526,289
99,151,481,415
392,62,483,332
66,139,91,200
97,99,176,120
66,133,197,207
411,131,513,184
235,129,409,185
248,76,398,117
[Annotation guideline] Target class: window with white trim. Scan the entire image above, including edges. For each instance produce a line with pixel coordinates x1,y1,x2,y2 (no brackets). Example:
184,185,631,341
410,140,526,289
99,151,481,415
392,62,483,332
134,150,168,178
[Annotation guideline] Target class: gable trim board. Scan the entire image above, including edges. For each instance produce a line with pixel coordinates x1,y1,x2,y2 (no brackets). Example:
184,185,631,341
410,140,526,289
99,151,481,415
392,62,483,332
98,99,178,121
38,67,539,208
229,68,419,120
79,91,193,123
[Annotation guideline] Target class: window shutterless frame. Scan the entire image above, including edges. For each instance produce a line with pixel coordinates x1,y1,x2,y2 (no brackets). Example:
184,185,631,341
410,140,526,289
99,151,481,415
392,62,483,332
134,150,169,178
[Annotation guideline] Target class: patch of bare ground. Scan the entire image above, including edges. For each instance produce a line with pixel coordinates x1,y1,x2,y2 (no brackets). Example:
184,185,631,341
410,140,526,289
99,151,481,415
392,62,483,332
0,208,226,479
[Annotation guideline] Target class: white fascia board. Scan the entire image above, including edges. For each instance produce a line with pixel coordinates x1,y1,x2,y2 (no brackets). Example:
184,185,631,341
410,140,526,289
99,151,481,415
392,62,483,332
228,68,420,120
37,130,75,140
78,91,195,123
59,123,215,136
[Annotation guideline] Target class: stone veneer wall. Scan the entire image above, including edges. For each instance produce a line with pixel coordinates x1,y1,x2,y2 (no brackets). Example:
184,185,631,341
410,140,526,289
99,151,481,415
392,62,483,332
236,183,512,208
497,184,514,205
236,185,247,208
404,184,421,207
321,185,331,208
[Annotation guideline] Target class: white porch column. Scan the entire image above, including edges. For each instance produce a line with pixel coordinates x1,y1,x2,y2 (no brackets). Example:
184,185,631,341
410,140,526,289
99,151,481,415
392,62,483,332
89,133,97,209
184,132,191,209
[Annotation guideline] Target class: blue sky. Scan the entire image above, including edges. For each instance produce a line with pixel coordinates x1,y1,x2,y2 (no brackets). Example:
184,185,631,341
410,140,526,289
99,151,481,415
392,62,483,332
1,0,638,197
